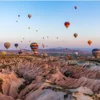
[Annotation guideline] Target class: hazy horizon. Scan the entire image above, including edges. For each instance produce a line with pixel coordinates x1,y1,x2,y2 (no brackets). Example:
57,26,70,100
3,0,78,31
0,1,99,49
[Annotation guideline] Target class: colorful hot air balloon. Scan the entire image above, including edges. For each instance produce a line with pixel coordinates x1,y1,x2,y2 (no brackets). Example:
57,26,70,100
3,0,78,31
64,22,70,28
74,33,78,38
74,6,77,9
92,49,100,58
4,42,10,49
1,51,6,56
30,42,39,52
14,43,18,48
88,40,92,45
28,14,32,19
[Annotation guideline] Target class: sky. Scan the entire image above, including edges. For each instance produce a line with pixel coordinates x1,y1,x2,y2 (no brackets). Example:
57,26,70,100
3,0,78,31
0,1,100,50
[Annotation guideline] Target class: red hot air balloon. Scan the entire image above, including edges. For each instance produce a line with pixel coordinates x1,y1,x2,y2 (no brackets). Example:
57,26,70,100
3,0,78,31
64,22,70,28
34,51,38,56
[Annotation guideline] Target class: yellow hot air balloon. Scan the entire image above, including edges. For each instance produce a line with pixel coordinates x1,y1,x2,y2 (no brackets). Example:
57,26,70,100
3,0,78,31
4,42,10,49
74,33,78,38
1,51,7,56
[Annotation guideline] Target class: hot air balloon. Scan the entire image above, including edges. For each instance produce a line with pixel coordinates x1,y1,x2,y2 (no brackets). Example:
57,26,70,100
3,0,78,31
14,43,18,48
67,55,71,60
4,42,10,49
28,27,30,29
64,22,70,28
20,49,24,53
57,37,58,39
34,51,38,56
74,33,78,38
92,49,100,58
1,51,6,56
28,14,32,19
74,6,77,9
42,44,45,48
30,42,39,53
88,40,92,45
74,52,78,56
43,53,48,57
36,30,38,32
16,20,18,22
18,15,20,17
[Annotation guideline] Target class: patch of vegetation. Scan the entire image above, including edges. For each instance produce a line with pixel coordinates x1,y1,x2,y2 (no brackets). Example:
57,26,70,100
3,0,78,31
0,78,3,93
0,64,7,68
49,69,57,74
25,57,33,62
18,84,26,93
43,75,46,79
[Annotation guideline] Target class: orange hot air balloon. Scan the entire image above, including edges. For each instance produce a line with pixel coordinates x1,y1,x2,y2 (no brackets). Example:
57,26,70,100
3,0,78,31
88,40,92,45
64,22,70,28
67,55,71,60
74,33,78,38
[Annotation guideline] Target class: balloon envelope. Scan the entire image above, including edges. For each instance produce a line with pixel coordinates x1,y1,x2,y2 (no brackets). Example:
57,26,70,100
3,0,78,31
4,42,10,49
28,14,32,19
1,51,6,56
74,6,77,9
64,22,70,28
34,51,38,55
74,33,78,38
92,49,100,58
15,43,18,48
30,42,38,52
88,40,92,45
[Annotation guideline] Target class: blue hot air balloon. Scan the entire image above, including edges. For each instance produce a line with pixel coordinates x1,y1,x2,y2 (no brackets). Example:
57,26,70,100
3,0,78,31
92,49,100,58
15,43,18,48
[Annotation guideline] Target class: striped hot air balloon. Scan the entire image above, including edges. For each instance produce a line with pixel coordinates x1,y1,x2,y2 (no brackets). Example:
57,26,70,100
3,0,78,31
30,42,39,53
